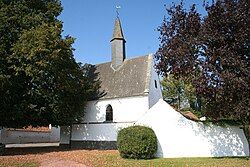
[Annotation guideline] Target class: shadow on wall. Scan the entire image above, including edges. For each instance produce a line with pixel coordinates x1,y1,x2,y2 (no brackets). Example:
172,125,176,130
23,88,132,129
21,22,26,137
82,63,106,101
60,126,71,145
136,99,249,157
1,127,60,144
156,138,163,157
69,122,133,150
177,116,248,156
83,103,105,123
71,122,131,142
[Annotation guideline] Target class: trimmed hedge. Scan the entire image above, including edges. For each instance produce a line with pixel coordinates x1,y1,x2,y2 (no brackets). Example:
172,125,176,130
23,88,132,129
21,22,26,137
117,125,157,159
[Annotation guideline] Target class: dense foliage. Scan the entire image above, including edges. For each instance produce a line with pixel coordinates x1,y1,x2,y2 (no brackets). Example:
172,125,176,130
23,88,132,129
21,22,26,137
161,74,197,111
117,126,157,159
156,0,249,124
0,0,100,128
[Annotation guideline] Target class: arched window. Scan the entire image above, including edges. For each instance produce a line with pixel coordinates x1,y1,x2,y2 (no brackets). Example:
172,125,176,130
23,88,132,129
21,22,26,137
106,104,113,122
154,80,158,89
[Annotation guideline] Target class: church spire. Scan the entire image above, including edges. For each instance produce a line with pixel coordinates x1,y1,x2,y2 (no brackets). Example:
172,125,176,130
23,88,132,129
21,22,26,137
110,17,126,69
110,17,126,42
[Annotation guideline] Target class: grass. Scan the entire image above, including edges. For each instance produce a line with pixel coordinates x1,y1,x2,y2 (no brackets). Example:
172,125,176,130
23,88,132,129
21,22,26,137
0,149,249,167
96,153,249,167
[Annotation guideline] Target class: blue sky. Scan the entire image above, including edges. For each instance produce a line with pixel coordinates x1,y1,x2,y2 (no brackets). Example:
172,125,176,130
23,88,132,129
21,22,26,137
59,0,207,65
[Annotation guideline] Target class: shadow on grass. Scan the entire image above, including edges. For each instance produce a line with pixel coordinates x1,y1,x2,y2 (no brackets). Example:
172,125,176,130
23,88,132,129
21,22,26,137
212,156,249,160
3,146,88,156
3,144,121,156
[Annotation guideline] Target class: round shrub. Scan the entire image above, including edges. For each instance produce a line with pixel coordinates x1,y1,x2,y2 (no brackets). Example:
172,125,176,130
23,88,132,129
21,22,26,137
117,125,157,159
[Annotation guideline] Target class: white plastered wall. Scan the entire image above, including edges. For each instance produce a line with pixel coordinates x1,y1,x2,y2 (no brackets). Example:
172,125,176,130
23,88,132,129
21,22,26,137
83,96,149,123
136,99,249,158
71,96,149,141
147,54,163,108
60,126,71,144
1,127,60,144
71,123,133,141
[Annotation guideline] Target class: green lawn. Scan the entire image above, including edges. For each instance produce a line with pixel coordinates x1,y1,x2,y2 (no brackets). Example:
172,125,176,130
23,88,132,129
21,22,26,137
0,149,249,167
99,153,249,167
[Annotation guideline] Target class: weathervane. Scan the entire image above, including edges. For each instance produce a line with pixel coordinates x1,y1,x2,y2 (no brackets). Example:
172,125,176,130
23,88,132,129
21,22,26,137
115,5,121,18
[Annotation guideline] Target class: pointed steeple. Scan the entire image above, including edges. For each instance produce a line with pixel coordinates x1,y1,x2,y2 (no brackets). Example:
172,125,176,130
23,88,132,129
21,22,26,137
111,18,126,42
110,17,126,69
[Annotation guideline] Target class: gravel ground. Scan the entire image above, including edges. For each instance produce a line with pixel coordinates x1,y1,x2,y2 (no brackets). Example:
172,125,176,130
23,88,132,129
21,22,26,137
40,157,86,167
1,147,115,167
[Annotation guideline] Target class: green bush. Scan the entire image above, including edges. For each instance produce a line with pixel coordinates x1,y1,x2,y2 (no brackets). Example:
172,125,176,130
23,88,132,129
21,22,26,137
117,125,157,159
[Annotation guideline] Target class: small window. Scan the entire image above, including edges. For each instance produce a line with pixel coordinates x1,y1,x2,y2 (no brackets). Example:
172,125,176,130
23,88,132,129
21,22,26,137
154,80,158,89
106,104,113,122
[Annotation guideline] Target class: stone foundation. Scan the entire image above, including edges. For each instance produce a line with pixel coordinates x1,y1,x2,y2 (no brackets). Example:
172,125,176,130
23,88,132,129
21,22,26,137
59,143,70,150
70,140,117,150
0,143,5,156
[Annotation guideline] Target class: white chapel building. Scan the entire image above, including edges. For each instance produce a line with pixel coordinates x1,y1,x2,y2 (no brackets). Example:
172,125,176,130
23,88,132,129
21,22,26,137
60,17,162,149
60,17,249,158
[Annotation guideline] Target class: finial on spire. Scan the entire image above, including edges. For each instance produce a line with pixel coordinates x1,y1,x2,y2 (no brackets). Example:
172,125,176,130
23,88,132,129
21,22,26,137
115,5,121,18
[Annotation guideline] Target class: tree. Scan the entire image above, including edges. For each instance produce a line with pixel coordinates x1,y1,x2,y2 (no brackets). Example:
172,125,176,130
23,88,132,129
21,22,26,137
0,0,100,128
156,2,203,113
156,2,201,81
197,0,250,123
156,0,249,124
161,75,196,111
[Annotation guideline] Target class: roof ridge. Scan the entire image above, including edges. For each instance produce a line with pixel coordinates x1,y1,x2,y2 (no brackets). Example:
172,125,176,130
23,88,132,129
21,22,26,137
126,55,149,60
95,55,149,66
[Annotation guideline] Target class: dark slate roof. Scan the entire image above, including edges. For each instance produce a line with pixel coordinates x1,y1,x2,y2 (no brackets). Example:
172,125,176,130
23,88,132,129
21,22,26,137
96,55,152,99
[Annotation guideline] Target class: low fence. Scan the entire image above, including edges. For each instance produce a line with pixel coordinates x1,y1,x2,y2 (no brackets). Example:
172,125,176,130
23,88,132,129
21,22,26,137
0,127,60,144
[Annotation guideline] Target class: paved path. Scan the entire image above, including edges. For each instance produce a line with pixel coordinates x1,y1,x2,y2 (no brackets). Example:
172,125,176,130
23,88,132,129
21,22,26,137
40,157,87,167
